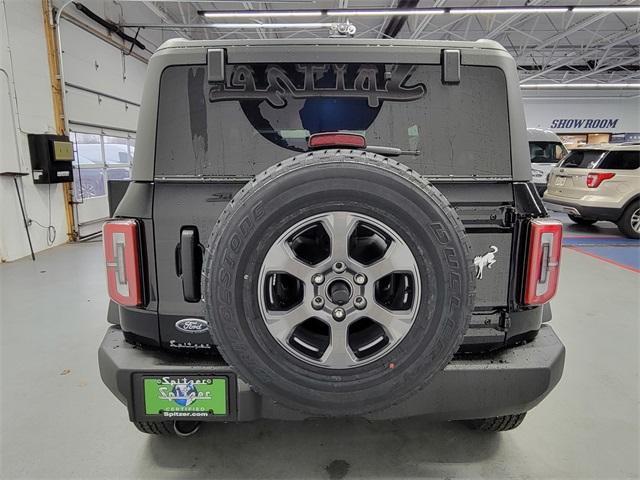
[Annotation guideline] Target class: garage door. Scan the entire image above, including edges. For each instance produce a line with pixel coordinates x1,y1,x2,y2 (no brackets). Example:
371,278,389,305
70,130,135,238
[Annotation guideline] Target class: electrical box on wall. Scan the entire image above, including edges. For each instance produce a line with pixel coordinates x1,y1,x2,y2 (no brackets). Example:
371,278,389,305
27,134,74,184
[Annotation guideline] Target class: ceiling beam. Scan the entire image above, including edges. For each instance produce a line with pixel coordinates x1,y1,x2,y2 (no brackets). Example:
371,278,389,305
521,13,614,54
520,31,640,82
564,56,640,82
483,0,548,40
142,1,189,38
409,0,447,39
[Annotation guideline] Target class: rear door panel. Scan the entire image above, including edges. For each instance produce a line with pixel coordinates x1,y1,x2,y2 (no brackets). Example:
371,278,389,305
153,181,515,349
153,181,243,350
151,60,518,348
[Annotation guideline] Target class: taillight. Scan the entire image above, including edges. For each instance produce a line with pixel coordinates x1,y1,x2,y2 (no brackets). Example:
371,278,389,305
524,219,562,306
586,172,615,188
308,132,366,149
103,220,142,306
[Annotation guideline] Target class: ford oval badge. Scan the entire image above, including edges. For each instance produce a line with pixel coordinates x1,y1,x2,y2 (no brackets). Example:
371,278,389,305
175,318,209,334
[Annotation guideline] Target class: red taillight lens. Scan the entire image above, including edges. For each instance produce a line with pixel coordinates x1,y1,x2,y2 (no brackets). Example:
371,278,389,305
586,172,615,188
308,132,366,149
103,220,142,307
524,219,563,306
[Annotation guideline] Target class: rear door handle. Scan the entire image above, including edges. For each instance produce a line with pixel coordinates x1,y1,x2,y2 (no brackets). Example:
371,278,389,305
176,227,203,302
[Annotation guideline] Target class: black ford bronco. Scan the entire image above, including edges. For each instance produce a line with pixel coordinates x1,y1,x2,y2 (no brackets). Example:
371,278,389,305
99,38,565,436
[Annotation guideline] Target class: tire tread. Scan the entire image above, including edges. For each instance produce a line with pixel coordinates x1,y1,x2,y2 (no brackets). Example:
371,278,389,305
134,421,174,435
203,150,476,416
466,413,527,432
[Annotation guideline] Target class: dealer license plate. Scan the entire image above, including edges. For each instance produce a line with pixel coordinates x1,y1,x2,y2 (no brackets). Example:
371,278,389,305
555,176,566,186
143,376,228,418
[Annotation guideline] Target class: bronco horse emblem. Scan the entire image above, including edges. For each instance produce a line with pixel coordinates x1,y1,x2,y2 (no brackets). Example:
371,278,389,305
474,246,498,279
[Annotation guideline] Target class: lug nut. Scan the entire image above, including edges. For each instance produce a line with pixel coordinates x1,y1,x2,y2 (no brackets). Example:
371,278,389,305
354,296,367,310
353,273,367,285
312,273,325,285
332,262,347,273
332,307,346,321
312,296,325,310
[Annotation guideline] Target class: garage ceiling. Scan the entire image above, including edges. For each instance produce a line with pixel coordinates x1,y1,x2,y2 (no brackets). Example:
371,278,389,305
108,1,640,85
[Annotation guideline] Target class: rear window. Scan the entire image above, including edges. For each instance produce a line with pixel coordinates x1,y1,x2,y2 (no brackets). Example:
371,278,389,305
529,142,567,164
598,150,640,170
561,149,640,170
560,150,607,169
155,63,511,177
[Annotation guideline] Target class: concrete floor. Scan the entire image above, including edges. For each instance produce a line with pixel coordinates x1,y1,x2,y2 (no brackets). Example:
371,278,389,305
1,215,639,479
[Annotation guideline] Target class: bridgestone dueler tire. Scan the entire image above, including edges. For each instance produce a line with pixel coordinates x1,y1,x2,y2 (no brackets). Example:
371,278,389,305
203,150,475,416
465,413,527,431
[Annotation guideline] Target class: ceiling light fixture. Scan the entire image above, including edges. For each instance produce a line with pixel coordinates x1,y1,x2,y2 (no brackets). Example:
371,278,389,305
198,5,640,19
571,6,640,12
201,10,323,18
520,83,640,89
325,8,445,16
202,22,334,29
451,7,569,14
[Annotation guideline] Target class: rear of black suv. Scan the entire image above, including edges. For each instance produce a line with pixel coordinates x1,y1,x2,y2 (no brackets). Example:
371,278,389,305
99,39,565,436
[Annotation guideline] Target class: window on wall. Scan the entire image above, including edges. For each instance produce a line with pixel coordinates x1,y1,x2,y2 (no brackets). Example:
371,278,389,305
71,132,135,201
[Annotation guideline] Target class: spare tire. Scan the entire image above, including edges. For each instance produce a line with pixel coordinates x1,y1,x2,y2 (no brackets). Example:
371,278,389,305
203,150,475,416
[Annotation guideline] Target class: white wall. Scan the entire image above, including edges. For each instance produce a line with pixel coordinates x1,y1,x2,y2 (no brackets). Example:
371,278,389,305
523,93,640,133
1,0,177,261
0,0,67,262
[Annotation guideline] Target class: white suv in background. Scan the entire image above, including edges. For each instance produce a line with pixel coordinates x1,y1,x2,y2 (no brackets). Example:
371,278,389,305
527,128,568,194
544,144,640,238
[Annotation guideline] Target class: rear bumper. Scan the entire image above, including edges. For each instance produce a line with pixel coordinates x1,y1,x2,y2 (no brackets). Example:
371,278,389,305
543,197,621,221
99,325,565,422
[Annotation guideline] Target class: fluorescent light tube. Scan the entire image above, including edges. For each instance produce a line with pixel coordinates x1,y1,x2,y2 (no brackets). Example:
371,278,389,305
520,83,640,89
202,10,323,18
451,7,569,14
203,22,334,29
326,9,445,16
571,6,640,13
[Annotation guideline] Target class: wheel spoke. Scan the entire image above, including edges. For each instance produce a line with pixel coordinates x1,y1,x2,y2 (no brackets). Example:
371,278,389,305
262,303,311,343
631,209,640,233
262,241,314,281
322,212,358,261
365,302,414,342
363,241,416,281
319,322,358,367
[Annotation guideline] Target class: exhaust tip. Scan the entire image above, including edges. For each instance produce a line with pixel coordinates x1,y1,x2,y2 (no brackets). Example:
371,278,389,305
173,421,201,437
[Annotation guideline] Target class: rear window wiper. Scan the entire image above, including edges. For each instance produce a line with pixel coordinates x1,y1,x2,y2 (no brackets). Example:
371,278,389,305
365,145,421,157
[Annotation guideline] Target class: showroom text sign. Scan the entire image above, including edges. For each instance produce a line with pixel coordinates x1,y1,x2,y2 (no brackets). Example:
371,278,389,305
550,118,619,129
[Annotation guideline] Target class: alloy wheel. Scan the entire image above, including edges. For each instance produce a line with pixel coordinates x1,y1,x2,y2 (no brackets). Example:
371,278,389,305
258,211,420,369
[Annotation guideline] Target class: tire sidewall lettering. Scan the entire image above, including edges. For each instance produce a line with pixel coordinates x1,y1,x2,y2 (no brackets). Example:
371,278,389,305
204,155,474,416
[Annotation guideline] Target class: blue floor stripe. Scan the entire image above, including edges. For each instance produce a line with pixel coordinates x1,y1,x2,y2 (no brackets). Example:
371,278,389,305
563,236,640,247
569,246,640,271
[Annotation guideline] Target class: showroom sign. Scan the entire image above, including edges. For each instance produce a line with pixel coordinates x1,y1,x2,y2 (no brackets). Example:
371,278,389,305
549,118,619,129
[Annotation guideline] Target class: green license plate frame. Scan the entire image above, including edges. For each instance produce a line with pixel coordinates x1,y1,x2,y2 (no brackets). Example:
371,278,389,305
133,373,236,422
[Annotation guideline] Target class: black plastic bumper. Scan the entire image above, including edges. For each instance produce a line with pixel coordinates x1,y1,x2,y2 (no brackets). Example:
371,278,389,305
544,198,621,222
533,183,547,195
99,325,565,422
